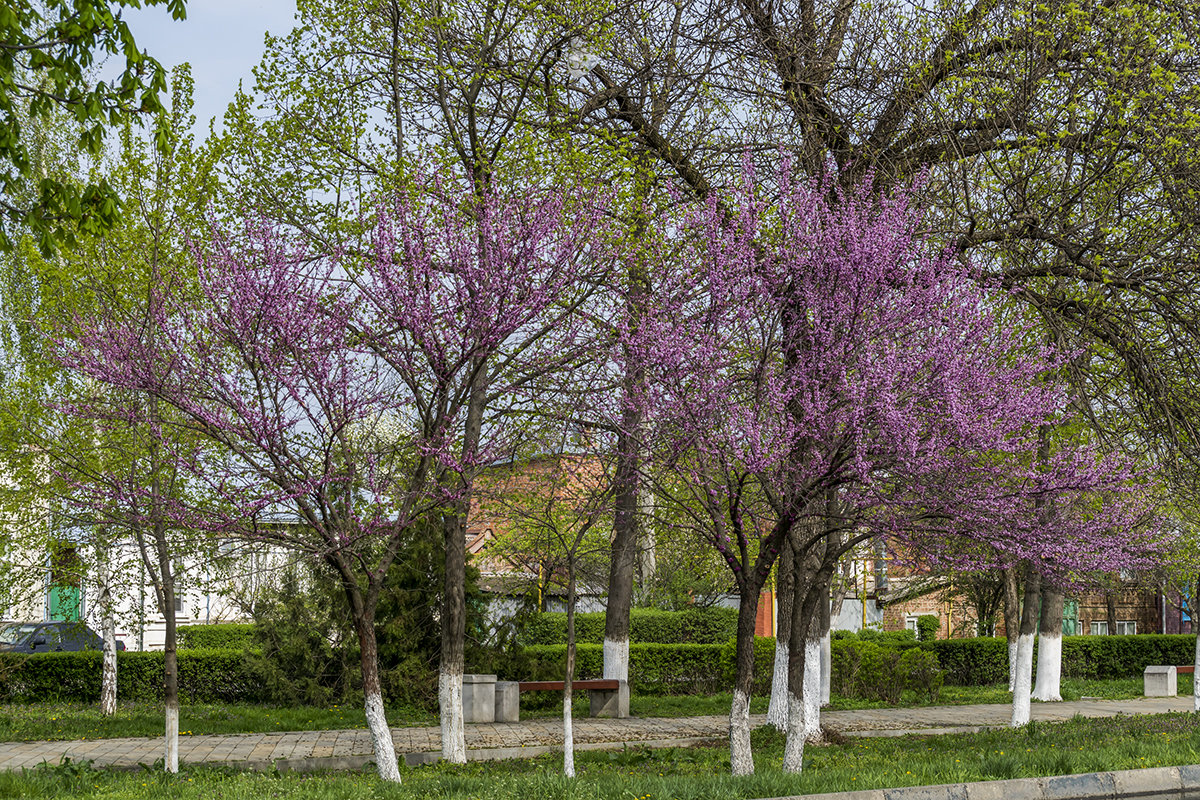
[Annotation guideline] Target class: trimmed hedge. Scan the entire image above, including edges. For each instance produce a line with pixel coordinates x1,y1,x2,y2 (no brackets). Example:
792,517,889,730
0,649,268,704
925,634,1198,685
831,639,945,702
923,637,1010,686
177,624,256,650
522,636,775,694
522,607,739,646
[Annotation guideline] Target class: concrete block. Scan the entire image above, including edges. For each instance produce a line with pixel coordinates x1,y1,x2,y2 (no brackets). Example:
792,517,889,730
1144,666,1178,697
1111,766,1181,800
884,783,967,800
1176,764,1200,797
495,681,520,723
1040,771,1116,800
588,680,630,718
965,777,1042,800
462,674,497,723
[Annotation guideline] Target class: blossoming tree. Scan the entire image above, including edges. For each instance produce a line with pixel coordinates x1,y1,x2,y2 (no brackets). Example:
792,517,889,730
637,168,1160,774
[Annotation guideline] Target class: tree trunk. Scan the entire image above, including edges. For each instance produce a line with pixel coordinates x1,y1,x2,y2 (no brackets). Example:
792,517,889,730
440,505,468,763
605,233,650,685
783,568,827,772
819,580,832,707
729,583,761,776
766,534,795,729
1193,576,1199,712
604,409,639,686
159,544,179,774
440,375,486,764
356,611,401,782
1107,591,1118,635
1032,586,1064,702
1003,567,1020,691
97,538,117,716
1011,569,1041,726
564,565,577,778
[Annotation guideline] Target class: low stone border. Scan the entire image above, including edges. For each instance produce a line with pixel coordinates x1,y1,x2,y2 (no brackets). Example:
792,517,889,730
760,765,1200,800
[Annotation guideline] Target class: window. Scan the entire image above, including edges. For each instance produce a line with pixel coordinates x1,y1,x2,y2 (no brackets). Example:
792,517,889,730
173,596,184,613
1116,620,1137,635
1090,621,1109,635
905,615,919,633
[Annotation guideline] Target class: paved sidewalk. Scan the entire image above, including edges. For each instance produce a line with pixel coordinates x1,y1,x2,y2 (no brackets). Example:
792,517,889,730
0,695,1193,773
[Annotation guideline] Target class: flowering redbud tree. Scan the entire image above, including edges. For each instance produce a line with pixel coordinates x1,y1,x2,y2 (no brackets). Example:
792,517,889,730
55,175,611,780
635,168,1160,775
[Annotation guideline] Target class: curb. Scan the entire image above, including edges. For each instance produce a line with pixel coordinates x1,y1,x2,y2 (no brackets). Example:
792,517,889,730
757,765,1200,800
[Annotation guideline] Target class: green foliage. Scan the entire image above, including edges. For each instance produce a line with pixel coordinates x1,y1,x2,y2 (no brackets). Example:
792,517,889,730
1058,634,1197,679
922,637,1010,686
246,566,358,707
898,648,945,703
831,639,946,703
925,634,1198,685
0,0,186,254
522,607,739,645
521,636,773,695
832,628,921,648
249,519,492,710
0,650,266,703
916,615,940,642
177,624,255,650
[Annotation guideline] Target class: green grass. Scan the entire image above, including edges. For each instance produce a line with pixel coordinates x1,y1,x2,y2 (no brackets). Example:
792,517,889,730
1,712,1199,799
0,702,437,743
0,675,1190,743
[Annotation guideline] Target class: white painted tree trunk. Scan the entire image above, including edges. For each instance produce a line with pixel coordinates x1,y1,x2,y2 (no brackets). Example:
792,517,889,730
1031,632,1062,702
802,637,822,741
1194,629,1199,712
439,670,466,764
165,703,179,773
98,552,117,716
782,690,805,773
1008,638,1018,692
603,637,629,682
820,631,831,706
563,690,575,777
766,641,789,730
365,689,401,782
729,688,754,775
1010,632,1034,726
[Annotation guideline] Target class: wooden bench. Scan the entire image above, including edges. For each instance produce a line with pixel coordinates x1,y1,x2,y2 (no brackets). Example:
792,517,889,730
1143,665,1194,696
517,679,620,693
491,679,628,722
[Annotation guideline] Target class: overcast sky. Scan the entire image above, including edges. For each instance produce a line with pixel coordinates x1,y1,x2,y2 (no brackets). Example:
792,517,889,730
104,1,300,137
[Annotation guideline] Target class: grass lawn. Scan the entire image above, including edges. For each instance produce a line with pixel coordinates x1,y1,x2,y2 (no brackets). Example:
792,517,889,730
0,712,1198,799
0,675,1190,743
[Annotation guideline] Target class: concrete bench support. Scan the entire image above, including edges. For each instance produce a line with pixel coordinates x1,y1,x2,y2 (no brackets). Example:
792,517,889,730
462,674,497,723
494,681,520,723
1143,665,1177,697
588,680,630,719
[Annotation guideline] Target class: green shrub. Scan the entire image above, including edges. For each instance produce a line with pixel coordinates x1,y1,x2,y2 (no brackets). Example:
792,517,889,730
717,636,776,696
899,647,945,702
839,628,921,648
922,634,1198,686
521,607,739,646
520,635,772,695
1059,634,1195,680
521,643,727,694
831,639,945,702
922,637,1009,685
177,623,255,650
0,649,267,703
916,615,939,642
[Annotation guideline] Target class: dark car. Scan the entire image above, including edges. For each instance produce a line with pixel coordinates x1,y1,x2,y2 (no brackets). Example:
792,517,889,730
0,621,126,654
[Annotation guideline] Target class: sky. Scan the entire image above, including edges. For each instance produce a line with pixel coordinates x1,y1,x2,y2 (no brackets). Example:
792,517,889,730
103,1,300,137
